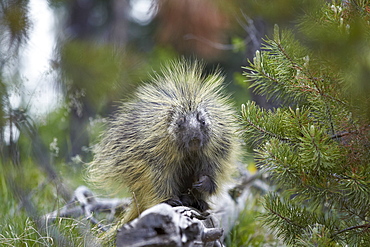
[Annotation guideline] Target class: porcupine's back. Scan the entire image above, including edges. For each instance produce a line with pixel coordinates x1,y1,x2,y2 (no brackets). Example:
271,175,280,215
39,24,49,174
87,60,240,221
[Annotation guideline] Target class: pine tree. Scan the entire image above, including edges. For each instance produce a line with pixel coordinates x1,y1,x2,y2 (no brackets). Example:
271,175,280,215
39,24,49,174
241,1,370,246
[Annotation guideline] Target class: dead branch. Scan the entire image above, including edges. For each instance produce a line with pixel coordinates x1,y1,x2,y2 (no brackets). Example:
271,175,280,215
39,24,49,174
116,204,224,247
43,186,130,231
115,166,269,246
43,166,269,246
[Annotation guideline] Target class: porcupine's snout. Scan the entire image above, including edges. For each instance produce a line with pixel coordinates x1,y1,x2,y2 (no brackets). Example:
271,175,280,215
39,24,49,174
176,111,209,152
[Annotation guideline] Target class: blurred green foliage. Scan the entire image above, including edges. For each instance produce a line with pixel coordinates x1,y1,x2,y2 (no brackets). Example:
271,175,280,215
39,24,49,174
60,41,122,111
226,194,283,247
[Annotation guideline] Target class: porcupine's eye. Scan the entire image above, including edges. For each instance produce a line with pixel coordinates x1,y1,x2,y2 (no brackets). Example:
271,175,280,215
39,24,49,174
176,116,186,127
196,112,206,126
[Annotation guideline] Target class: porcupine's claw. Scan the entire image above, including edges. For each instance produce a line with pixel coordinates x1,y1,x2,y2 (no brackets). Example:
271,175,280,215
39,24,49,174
179,194,210,212
165,195,209,212
164,197,183,207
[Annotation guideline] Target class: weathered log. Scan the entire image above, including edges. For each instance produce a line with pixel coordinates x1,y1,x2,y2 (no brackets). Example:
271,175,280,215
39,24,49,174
115,170,266,246
116,204,224,247
43,169,268,246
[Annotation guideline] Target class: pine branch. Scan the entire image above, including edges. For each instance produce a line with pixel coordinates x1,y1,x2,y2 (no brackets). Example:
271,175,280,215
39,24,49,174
332,223,370,238
240,102,295,147
330,125,370,139
261,193,323,245
255,139,304,190
293,83,347,106
246,25,348,108
266,204,304,229
242,110,291,143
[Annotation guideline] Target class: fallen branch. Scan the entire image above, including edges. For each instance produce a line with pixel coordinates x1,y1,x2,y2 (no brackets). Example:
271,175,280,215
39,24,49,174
43,167,269,246
116,204,224,247
43,186,130,231
115,168,269,246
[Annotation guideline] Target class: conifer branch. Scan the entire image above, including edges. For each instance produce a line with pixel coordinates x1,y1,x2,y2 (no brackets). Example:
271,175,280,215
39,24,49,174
272,35,347,106
243,116,291,143
267,206,305,229
273,40,305,76
246,64,286,99
330,125,370,139
325,102,336,136
342,203,368,223
331,223,370,237
241,103,295,147
292,84,347,105
330,130,353,139
273,30,336,104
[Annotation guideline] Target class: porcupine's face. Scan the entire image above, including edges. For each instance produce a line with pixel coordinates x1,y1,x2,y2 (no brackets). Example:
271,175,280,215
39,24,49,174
171,107,210,152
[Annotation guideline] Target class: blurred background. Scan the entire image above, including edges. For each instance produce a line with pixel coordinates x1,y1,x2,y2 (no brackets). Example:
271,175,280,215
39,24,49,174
1,0,315,165
1,0,349,245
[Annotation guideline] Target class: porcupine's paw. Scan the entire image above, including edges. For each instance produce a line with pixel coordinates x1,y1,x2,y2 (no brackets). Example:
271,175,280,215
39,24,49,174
193,199,210,212
192,175,216,194
179,194,210,212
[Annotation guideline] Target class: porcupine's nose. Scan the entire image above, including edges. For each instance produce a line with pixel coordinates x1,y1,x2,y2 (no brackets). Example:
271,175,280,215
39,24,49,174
186,114,204,150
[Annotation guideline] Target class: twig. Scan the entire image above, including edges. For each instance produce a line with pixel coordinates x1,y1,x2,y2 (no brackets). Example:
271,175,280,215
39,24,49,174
332,223,370,237
330,125,370,139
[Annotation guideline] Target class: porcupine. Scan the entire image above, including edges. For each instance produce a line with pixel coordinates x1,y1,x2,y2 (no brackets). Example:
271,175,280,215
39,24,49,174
87,60,240,223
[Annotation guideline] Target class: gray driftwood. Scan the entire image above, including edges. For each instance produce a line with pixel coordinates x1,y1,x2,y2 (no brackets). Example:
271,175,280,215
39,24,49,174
116,204,224,247
43,186,131,231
